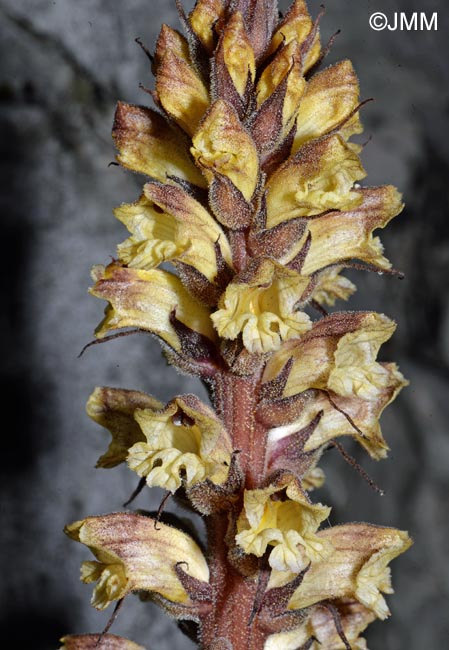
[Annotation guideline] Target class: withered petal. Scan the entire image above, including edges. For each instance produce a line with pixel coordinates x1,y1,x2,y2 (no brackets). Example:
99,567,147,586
112,102,206,187
90,263,216,352
87,387,163,468
65,512,210,608
156,50,210,136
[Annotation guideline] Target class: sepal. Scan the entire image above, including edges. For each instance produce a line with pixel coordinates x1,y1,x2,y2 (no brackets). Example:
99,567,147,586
231,0,279,61
264,600,376,650
186,450,243,514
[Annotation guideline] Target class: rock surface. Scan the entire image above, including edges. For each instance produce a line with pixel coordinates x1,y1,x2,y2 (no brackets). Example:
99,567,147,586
1,0,448,648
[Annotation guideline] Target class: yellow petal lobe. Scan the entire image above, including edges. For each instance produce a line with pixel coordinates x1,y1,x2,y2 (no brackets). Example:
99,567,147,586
293,186,405,275
211,260,312,354
236,479,332,572
283,524,412,619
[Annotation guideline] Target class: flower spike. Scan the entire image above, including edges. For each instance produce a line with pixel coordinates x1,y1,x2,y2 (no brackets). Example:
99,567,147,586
68,2,411,648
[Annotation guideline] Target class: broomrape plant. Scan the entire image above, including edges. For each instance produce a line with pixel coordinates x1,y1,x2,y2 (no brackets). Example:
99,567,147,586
62,1,412,649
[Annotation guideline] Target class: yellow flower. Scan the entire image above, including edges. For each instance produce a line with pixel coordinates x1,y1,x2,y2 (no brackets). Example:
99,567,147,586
280,185,404,275
211,259,311,354
328,313,402,400
127,394,232,492
270,523,412,620
90,262,216,351
112,102,206,188
65,513,209,609
191,99,259,202
264,312,402,397
293,59,363,152
265,134,366,228
263,312,407,458
116,183,232,282
236,478,332,572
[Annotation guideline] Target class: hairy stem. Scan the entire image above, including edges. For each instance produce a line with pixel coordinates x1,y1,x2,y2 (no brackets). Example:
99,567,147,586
200,370,270,649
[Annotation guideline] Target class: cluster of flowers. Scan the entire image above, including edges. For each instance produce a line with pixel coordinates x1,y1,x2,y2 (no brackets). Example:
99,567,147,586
62,2,411,649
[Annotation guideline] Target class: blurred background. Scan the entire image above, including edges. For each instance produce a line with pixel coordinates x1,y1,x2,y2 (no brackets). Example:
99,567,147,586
1,0,448,648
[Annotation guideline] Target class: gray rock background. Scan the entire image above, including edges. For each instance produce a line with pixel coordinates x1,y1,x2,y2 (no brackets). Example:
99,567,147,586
1,0,448,648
